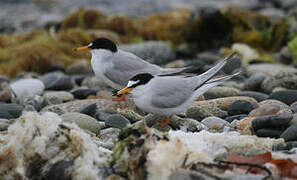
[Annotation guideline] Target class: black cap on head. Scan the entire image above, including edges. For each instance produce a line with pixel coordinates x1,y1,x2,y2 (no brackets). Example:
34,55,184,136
128,73,154,88
88,38,117,52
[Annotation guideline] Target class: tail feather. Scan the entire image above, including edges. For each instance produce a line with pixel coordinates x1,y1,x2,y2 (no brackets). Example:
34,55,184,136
194,53,236,90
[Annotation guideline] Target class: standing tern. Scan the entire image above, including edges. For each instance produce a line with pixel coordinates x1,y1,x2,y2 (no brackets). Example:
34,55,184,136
75,38,197,101
117,53,239,126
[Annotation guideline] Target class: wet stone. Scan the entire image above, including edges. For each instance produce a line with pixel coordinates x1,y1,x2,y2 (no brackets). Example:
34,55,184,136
239,91,268,102
280,124,297,142
227,100,255,116
225,114,248,123
249,105,280,117
256,128,283,138
105,114,131,129
70,87,98,99
269,90,297,105
252,113,293,131
78,103,97,117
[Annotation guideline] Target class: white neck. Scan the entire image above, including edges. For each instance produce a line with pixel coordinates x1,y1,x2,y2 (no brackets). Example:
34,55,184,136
90,49,114,61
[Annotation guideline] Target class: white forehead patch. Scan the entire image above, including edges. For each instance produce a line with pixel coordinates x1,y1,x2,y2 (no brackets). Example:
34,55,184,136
88,43,93,47
127,80,139,87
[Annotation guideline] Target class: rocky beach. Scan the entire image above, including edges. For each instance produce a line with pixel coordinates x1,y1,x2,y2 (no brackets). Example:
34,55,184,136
1,0,297,179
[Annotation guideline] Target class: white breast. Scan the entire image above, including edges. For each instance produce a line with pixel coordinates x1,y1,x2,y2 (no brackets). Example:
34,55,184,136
90,49,121,89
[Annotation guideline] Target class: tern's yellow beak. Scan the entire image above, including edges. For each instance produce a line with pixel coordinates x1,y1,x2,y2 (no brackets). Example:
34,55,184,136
74,46,90,52
117,87,132,95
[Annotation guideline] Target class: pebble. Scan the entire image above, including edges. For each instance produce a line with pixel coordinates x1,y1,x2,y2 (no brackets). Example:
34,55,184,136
10,78,45,98
72,75,88,86
261,75,297,94
81,76,110,90
201,116,229,128
44,160,73,180
269,90,297,105
70,87,98,99
66,60,92,74
206,86,240,98
249,105,280,117
120,41,175,65
222,55,242,74
21,96,43,111
225,114,248,123
239,91,268,102
252,113,293,131
0,103,23,119
0,118,9,131
196,51,221,64
40,72,73,90
258,99,289,110
247,63,297,77
291,102,297,113
237,117,254,135
170,116,206,132
47,64,66,73
78,103,97,117
243,73,266,91
44,91,74,102
117,109,143,123
255,128,283,138
61,112,102,135
194,96,258,111
227,100,255,116
105,114,131,129
94,108,117,122
280,124,297,142
186,104,227,122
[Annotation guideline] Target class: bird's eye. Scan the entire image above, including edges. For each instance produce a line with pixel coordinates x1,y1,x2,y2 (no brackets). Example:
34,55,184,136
127,80,140,88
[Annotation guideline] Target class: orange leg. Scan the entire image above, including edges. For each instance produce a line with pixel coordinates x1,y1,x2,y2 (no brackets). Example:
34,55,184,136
160,115,172,127
112,93,127,101
197,95,205,101
160,116,167,127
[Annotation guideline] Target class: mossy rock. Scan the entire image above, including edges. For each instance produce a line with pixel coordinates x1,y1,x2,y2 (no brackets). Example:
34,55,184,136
136,9,191,44
288,36,297,62
58,28,92,46
61,8,105,30
103,15,137,35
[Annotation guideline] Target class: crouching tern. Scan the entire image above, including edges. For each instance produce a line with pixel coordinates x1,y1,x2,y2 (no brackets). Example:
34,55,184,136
75,38,197,101
117,53,239,126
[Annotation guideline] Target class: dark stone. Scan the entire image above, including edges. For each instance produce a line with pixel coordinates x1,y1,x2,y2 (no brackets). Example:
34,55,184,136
78,103,97,117
269,90,297,105
44,160,73,180
0,103,23,119
72,75,88,86
252,113,293,131
280,124,297,142
227,100,255,116
105,114,131,129
243,73,266,91
256,128,283,138
225,114,248,123
290,102,297,113
239,91,269,102
222,55,242,74
94,108,117,122
39,72,73,90
203,92,220,100
70,88,97,99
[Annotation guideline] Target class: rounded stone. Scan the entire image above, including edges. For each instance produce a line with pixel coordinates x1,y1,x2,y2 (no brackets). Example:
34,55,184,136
249,105,280,117
61,112,102,135
40,72,73,90
206,86,240,98
280,124,297,142
66,60,92,75
258,100,289,110
256,128,283,138
291,103,297,113
44,91,74,103
0,103,23,119
225,114,248,123
272,141,297,151
239,91,268,102
227,100,255,116
70,87,98,99
243,73,266,91
105,114,131,129
45,160,73,180
78,103,97,117
201,116,229,128
10,78,45,98
252,113,293,131
269,90,297,105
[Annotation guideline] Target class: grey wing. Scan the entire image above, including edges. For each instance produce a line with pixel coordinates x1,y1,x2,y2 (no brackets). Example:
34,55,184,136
151,77,193,108
104,51,161,87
